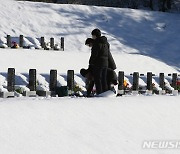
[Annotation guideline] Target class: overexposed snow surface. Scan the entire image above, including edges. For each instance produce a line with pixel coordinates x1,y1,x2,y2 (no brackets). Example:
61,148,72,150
0,49,178,74
0,0,180,154
0,96,180,154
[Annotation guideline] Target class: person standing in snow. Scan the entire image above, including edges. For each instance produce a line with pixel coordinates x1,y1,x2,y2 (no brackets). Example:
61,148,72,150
84,37,117,96
88,29,116,95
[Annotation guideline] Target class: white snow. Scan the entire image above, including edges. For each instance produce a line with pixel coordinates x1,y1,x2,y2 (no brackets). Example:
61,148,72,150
0,96,180,154
0,0,179,153
0,0,180,71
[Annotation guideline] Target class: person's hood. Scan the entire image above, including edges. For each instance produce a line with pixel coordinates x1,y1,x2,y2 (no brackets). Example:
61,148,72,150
96,36,108,44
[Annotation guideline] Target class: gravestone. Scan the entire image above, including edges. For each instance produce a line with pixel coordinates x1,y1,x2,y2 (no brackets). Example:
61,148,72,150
67,70,74,96
23,69,37,97
50,38,55,49
19,35,24,48
0,68,15,98
117,71,124,95
61,37,64,51
132,72,139,95
7,35,11,47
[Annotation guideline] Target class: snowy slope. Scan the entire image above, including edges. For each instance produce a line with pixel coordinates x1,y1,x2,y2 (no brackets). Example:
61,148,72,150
0,0,180,70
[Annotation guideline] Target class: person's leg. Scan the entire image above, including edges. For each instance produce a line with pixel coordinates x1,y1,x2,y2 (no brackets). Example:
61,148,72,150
101,68,108,92
93,67,102,95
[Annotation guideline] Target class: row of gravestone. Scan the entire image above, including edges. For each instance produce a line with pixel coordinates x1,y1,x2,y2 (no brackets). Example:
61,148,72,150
0,68,179,98
0,35,64,51
0,68,73,98
117,72,179,96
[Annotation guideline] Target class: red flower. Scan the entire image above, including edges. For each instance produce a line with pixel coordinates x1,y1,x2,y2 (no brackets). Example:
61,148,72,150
177,80,180,86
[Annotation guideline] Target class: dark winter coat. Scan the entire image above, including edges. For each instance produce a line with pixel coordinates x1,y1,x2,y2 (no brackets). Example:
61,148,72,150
89,36,116,70
89,36,109,68
108,50,116,70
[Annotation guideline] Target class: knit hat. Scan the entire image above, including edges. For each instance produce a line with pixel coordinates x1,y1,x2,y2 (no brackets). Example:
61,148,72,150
91,28,101,37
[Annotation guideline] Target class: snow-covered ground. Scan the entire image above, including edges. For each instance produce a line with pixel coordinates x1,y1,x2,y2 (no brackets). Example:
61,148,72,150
0,96,180,154
0,0,180,153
